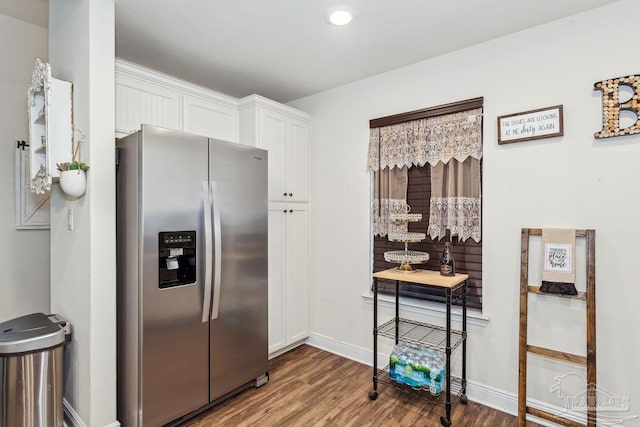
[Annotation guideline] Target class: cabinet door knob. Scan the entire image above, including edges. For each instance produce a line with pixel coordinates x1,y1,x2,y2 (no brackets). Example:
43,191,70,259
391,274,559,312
283,192,287,197
289,193,293,197
289,209,293,213
283,210,287,213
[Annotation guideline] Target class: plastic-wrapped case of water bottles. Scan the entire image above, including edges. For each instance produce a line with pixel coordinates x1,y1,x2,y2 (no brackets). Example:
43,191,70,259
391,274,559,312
389,344,446,395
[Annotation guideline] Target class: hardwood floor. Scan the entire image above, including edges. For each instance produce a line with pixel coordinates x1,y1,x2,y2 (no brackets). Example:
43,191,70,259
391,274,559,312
184,345,536,427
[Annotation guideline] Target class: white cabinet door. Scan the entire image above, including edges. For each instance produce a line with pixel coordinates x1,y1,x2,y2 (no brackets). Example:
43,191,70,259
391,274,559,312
239,97,311,203
257,109,309,203
115,75,182,135
286,117,309,202
268,206,287,354
267,203,309,355
183,95,239,142
259,109,287,201
286,205,309,344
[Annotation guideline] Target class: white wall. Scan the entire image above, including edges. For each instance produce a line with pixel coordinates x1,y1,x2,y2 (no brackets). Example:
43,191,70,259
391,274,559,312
0,14,50,322
290,0,640,422
49,0,117,425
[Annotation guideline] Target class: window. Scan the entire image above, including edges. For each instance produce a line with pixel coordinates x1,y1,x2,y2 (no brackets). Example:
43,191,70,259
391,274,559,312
369,98,483,309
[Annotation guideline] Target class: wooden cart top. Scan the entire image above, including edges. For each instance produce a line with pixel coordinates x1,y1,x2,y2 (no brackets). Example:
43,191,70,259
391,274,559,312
372,268,468,288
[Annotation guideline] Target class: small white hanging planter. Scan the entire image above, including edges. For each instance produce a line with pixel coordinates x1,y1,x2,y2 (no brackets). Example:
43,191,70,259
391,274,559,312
59,169,86,198
56,126,88,199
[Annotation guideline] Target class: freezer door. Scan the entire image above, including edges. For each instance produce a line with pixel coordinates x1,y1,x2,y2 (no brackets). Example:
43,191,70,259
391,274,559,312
140,126,210,426
209,139,268,401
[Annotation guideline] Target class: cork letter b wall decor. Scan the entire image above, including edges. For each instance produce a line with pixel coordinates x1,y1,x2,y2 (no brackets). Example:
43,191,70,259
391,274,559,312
594,74,640,138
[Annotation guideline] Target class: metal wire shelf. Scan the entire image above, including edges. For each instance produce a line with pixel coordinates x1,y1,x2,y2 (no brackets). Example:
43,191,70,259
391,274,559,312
377,318,466,353
378,365,465,406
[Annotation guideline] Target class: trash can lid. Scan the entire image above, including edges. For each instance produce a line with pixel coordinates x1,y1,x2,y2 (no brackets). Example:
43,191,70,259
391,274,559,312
0,313,66,355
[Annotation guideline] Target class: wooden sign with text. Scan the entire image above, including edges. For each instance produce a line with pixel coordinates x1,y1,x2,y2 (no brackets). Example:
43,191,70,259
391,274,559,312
497,105,563,144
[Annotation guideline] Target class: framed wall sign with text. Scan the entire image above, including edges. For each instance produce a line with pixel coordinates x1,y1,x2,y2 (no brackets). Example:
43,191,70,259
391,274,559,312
497,105,564,144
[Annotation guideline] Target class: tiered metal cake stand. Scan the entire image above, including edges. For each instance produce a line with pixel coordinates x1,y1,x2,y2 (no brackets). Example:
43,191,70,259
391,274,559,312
383,208,429,273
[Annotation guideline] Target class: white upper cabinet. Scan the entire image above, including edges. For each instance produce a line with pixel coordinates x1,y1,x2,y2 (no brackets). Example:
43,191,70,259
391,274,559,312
239,95,311,202
115,73,182,135
115,59,239,141
286,117,309,203
183,95,239,142
259,108,287,201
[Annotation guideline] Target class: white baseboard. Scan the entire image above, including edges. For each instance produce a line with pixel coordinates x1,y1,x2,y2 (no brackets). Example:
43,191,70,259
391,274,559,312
465,379,587,426
63,398,121,427
268,339,307,359
306,332,582,427
306,332,378,365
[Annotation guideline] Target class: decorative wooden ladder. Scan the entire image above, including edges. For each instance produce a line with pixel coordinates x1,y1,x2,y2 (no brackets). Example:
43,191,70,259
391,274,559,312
518,228,596,427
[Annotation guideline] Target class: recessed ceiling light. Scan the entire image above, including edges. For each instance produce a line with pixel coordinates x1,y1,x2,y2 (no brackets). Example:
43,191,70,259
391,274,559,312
326,8,353,26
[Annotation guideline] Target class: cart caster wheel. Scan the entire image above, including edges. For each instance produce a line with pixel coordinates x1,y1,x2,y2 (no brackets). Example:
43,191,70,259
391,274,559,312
440,416,451,427
460,394,468,405
368,390,378,400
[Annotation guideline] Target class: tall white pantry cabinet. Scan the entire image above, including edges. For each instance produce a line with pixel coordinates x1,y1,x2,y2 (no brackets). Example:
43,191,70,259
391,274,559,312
239,95,311,355
115,60,311,356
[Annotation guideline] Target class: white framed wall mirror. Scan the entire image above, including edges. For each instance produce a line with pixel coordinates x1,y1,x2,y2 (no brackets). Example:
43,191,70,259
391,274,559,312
27,58,73,194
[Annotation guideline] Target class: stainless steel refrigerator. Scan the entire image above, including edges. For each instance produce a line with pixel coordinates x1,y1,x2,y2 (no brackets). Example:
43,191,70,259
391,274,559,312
116,125,268,427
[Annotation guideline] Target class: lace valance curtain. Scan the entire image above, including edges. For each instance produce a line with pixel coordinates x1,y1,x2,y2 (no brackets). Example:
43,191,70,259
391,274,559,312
368,108,482,242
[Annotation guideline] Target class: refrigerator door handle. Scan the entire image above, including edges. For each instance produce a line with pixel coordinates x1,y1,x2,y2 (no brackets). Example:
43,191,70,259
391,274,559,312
211,181,222,320
201,180,213,323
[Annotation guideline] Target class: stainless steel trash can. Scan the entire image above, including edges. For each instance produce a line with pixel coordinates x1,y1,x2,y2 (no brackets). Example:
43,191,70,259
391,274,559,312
0,313,71,427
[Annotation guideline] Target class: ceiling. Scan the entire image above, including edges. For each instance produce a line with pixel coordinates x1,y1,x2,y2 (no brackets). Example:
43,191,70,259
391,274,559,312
1,0,622,103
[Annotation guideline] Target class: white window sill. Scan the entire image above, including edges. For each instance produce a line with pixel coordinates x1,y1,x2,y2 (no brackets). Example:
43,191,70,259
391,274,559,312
361,292,490,327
